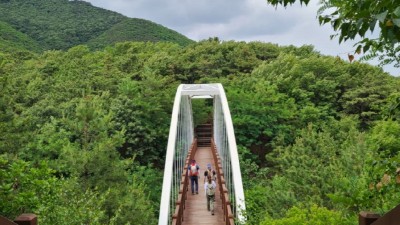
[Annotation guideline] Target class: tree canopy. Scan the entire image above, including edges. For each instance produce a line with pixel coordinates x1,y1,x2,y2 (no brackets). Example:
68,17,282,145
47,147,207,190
266,0,400,67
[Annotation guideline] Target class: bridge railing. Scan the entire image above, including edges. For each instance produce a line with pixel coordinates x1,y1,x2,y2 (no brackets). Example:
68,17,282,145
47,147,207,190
211,138,234,225
0,214,37,225
359,204,400,225
213,83,246,223
171,139,197,225
159,85,194,225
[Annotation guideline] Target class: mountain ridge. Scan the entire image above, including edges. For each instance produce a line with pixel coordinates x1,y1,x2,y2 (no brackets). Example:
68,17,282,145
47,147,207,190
0,0,194,52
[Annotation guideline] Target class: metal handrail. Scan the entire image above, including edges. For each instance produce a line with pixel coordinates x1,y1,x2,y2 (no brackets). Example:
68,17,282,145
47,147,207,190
171,140,197,225
214,84,246,223
159,85,194,225
211,139,234,225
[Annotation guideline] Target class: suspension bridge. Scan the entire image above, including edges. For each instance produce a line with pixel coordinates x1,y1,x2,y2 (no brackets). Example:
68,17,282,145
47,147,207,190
158,84,246,225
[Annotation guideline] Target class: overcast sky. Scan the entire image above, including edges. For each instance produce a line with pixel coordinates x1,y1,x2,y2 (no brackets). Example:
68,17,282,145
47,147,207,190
84,0,398,76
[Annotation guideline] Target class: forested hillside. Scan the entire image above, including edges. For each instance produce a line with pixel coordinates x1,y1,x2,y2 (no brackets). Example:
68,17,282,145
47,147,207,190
0,21,41,52
1,39,399,224
0,0,193,51
86,18,195,50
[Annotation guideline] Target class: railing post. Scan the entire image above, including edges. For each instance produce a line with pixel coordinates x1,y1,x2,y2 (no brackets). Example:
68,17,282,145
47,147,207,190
0,215,17,225
172,213,178,225
224,195,231,224
359,212,380,225
14,214,37,225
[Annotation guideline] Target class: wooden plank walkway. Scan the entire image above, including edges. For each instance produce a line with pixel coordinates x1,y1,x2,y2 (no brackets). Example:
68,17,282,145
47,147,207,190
183,146,225,225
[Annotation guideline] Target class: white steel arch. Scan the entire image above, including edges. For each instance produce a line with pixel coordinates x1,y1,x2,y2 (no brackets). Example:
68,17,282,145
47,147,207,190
214,83,246,222
158,83,246,225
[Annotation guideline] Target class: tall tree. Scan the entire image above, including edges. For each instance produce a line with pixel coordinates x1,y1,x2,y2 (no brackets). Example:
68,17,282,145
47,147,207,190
266,0,400,67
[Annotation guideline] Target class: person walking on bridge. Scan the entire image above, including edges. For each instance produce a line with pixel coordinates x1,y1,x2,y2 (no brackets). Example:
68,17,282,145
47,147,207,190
204,163,216,184
204,174,216,215
188,159,200,195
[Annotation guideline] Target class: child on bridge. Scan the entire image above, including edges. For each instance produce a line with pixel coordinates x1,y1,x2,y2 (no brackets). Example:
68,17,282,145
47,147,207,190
203,163,216,184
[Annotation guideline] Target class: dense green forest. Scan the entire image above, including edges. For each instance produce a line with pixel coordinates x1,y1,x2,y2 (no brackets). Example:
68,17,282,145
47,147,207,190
1,39,399,224
0,21,41,52
1,0,400,224
0,0,193,52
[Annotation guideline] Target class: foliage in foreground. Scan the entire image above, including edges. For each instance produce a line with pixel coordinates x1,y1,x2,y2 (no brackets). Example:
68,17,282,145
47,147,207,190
265,0,400,68
260,204,353,225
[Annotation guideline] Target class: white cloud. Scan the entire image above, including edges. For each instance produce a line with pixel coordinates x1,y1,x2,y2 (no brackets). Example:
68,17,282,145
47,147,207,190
85,0,398,76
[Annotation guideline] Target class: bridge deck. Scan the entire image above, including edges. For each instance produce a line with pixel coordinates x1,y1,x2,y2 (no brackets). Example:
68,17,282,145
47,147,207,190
183,146,224,225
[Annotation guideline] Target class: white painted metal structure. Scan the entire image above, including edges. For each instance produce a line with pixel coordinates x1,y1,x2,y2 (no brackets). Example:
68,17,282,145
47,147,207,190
158,83,246,225
213,85,246,222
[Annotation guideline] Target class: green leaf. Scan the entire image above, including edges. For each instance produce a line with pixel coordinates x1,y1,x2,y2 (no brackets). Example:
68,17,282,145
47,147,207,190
331,10,339,16
363,43,370,53
393,19,400,27
324,17,331,24
355,45,362,54
318,16,331,25
340,23,350,36
374,11,388,23
339,35,344,44
359,23,370,37
333,19,341,31
356,19,363,30
369,19,377,32
318,16,324,25
394,6,400,17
